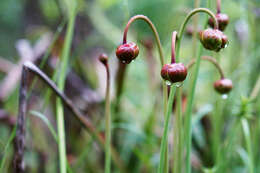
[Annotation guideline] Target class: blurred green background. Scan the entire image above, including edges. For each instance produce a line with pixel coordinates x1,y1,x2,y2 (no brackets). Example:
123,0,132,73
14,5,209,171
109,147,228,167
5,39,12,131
0,0,260,172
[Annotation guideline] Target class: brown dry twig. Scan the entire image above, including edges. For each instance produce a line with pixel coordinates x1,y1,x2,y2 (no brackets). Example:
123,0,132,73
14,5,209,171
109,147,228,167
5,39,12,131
14,61,126,173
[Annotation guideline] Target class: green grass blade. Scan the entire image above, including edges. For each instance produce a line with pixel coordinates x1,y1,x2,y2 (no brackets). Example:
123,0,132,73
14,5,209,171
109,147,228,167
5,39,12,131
56,2,77,172
0,126,17,172
158,86,176,173
30,110,58,142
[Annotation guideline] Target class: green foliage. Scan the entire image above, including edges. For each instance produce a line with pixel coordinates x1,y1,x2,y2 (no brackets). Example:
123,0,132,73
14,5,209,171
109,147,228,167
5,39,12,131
0,0,260,172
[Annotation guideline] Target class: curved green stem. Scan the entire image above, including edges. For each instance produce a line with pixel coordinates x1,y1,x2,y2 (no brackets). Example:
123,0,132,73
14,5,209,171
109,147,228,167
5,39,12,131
184,43,203,173
173,88,183,173
158,86,176,173
186,55,225,79
176,8,218,62
122,14,167,114
56,11,76,173
123,15,165,66
241,118,254,173
123,16,169,171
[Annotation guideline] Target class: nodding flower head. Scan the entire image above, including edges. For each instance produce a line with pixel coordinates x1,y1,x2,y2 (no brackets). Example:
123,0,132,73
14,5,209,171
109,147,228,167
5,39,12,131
99,53,108,65
116,42,139,64
199,28,228,52
161,63,187,84
208,13,229,31
214,78,233,94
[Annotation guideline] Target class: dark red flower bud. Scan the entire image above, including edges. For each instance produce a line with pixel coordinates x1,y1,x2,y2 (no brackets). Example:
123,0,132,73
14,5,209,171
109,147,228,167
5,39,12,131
99,53,108,65
116,42,139,64
199,28,228,52
214,78,233,94
208,13,229,31
161,63,187,83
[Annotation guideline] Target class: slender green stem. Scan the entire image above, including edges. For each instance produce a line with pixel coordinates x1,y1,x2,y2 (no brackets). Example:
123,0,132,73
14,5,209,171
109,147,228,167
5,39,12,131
173,7,217,173
184,44,203,173
158,86,176,173
104,63,111,173
173,88,183,173
56,10,76,173
241,118,254,173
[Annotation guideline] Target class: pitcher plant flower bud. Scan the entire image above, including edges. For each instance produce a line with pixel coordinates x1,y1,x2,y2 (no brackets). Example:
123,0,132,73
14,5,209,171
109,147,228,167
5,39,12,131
214,78,233,94
208,13,229,31
199,28,228,52
116,42,139,64
161,63,187,84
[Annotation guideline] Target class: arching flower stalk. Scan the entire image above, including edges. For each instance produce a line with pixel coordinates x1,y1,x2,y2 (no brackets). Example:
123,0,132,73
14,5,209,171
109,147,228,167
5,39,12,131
99,54,112,173
115,15,169,171
187,55,233,94
158,31,187,173
115,15,167,115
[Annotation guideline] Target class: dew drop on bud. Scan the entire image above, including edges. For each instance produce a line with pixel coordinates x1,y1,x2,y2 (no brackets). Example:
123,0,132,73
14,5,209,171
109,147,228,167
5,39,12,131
221,94,228,100
224,43,228,48
132,60,135,62
166,81,172,86
173,82,183,88
122,60,126,64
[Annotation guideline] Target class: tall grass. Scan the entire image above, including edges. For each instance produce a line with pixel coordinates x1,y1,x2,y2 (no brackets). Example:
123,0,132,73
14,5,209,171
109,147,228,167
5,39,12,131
56,1,77,172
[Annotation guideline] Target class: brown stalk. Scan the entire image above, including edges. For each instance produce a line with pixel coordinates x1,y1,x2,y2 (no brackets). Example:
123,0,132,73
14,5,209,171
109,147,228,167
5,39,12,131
186,55,225,79
14,61,127,173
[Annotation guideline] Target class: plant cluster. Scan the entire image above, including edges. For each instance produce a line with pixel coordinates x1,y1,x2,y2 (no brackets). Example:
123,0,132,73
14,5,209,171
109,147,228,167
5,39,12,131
0,0,259,173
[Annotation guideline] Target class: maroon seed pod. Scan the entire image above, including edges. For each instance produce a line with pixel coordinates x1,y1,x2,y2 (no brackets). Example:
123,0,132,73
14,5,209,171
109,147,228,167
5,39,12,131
214,78,233,94
99,53,108,65
161,63,187,83
199,28,228,52
208,13,229,31
116,42,139,64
